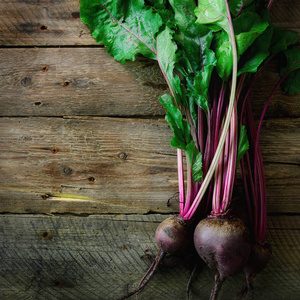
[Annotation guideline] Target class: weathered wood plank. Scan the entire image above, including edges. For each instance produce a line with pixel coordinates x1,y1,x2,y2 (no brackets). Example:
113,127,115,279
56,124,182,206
0,48,167,117
0,214,299,300
0,117,299,214
0,48,299,118
270,0,300,33
0,0,95,46
0,0,299,46
0,117,178,214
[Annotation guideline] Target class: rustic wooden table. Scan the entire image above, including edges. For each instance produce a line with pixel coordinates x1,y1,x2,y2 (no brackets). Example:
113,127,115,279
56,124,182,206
0,1,299,299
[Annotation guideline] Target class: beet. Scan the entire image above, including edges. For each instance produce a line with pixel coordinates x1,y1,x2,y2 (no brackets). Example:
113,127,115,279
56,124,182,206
118,215,192,300
194,216,251,300
155,215,191,253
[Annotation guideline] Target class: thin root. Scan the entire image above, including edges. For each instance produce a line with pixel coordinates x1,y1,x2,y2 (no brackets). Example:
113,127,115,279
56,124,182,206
117,249,165,300
235,273,255,300
209,272,225,300
186,262,198,300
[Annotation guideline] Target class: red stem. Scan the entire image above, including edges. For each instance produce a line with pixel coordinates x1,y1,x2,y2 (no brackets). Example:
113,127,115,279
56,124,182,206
221,103,237,212
177,149,185,215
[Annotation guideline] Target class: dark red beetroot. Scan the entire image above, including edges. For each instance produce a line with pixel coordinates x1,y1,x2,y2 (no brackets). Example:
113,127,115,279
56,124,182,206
155,215,191,253
117,215,192,300
194,216,251,300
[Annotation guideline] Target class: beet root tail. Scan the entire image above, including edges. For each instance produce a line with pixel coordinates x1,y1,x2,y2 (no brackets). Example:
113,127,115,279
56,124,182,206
235,273,255,300
117,249,165,300
209,272,225,300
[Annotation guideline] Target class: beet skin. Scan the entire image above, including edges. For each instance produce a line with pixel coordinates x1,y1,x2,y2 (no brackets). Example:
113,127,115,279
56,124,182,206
193,216,251,280
155,216,190,253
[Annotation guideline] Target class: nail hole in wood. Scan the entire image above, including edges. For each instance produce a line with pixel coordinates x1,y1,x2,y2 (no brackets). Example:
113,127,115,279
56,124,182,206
42,66,49,72
62,80,70,87
52,147,59,154
88,177,95,183
42,231,51,239
40,25,48,30
34,101,42,106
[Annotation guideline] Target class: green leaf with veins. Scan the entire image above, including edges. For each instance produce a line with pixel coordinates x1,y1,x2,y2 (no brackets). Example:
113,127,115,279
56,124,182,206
195,0,230,34
214,31,233,80
159,94,192,150
160,94,203,183
190,65,215,112
270,27,299,55
186,141,203,182
169,0,196,29
214,11,268,80
234,12,269,56
176,23,216,121
177,23,215,74
80,0,162,62
156,27,182,103
238,26,273,75
229,0,254,17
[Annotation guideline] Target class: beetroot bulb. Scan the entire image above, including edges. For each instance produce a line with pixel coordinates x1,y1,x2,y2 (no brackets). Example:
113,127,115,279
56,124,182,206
194,216,251,299
191,27,250,296
79,0,299,298
155,215,191,254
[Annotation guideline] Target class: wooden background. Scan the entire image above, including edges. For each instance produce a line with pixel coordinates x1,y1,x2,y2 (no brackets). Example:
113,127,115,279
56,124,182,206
0,0,299,299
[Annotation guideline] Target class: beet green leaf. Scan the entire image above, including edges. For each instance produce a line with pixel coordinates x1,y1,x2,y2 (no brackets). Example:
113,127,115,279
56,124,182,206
80,0,162,62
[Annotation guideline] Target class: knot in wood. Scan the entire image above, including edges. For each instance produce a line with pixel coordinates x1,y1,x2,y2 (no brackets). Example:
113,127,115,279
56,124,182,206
118,152,128,160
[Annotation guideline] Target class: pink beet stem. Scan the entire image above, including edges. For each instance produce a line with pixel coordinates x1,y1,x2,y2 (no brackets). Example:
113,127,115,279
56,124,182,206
177,149,185,215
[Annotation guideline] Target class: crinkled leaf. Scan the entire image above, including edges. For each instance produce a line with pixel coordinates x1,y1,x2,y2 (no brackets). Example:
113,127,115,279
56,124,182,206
214,11,268,80
159,94,192,149
192,66,215,112
80,0,162,62
157,27,182,102
177,23,215,74
195,0,230,34
234,12,269,56
270,27,299,55
229,0,254,17
237,125,249,162
214,31,233,80
175,23,216,114
280,47,300,95
151,3,176,29
169,0,196,29
238,26,273,75
186,141,203,183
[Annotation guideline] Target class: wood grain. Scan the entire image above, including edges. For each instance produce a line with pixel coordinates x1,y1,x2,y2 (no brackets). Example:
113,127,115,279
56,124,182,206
270,0,300,33
1,48,299,118
0,1,299,299
0,214,299,300
0,0,95,46
0,0,299,46
0,48,167,117
0,117,299,214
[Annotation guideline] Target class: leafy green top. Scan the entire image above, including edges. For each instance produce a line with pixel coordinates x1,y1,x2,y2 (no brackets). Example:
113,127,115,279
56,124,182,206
80,0,299,192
